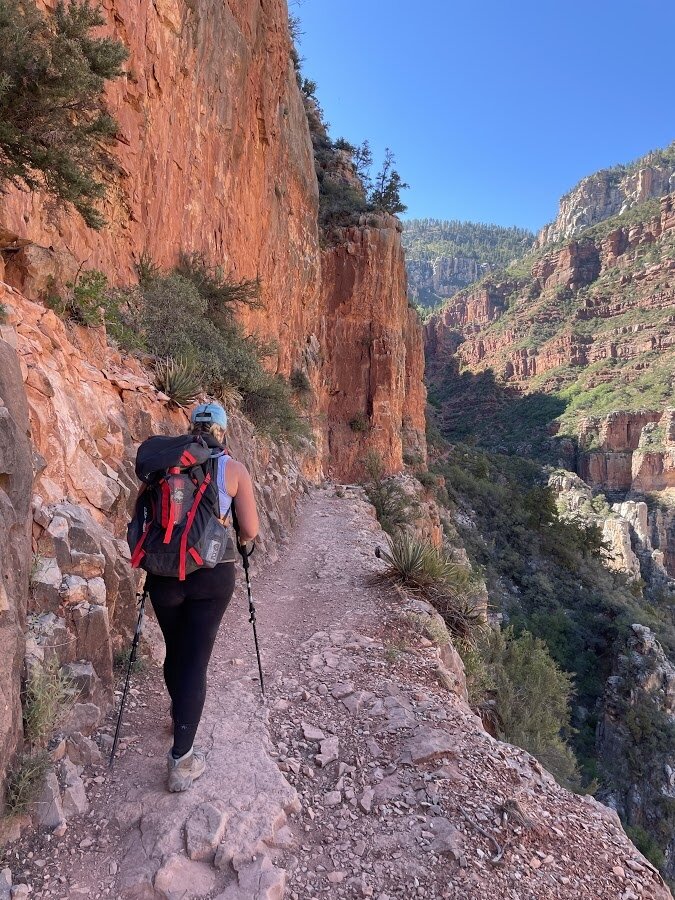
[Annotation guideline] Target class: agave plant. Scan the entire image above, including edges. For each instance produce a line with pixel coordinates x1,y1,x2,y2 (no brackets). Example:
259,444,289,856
376,532,471,595
375,532,484,645
154,356,201,406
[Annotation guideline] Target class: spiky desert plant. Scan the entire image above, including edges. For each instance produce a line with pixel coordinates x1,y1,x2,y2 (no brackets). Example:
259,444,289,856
376,532,470,594
154,357,201,406
375,532,483,645
210,379,243,412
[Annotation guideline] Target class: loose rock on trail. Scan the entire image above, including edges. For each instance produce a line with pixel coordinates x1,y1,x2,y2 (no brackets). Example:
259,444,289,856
2,486,671,899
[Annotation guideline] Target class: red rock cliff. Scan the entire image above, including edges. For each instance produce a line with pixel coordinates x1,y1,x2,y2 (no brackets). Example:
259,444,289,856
0,0,425,478
319,215,426,481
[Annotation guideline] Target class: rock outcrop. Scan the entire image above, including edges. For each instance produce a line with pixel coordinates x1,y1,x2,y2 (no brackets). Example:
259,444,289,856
578,409,675,494
319,214,426,481
405,255,489,303
0,337,33,790
551,470,673,593
538,144,675,245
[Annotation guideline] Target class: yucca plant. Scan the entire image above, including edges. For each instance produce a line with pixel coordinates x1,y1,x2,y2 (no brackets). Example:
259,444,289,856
375,532,484,645
376,532,471,594
154,357,202,406
210,378,243,412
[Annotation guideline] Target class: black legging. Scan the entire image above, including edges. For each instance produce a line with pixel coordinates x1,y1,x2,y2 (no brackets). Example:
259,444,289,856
146,562,235,756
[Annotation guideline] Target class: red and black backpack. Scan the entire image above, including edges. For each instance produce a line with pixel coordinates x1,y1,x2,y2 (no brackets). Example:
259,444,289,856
127,435,233,580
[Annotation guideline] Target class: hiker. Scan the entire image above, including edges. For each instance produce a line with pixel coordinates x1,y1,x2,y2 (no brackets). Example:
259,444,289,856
128,402,259,791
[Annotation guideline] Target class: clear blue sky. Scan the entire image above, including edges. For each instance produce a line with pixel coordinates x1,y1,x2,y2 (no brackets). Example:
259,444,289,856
292,0,675,231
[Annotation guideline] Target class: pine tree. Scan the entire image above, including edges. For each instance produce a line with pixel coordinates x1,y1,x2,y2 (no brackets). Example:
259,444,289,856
0,0,128,229
369,148,408,215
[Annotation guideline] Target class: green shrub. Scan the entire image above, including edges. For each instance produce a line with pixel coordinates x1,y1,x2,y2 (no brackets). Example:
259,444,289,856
154,356,201,406
625,825,666,872
0,0,128,228
376,532,482,644
349,412,370,433
138,272,307,442
0,301,6,323
23,658,74,749
363,451,412,534
241,373,311,444
318,176,369,227
176,252,262,323
416,471,437,489
369,148,408,215
479,627,580,790
5,751,50,816
290,368,312,395
46,269,109,325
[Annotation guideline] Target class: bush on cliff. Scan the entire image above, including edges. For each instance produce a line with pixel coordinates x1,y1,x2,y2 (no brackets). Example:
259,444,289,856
138,272,309,442
0,0,128,229
363,451,413,534
477,627,580,790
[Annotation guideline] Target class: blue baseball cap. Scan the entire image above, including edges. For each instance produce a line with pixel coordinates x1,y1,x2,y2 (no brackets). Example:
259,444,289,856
190,402,228,430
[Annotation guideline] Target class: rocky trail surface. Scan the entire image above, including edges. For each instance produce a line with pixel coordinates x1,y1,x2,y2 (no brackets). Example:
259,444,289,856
2,487,671,900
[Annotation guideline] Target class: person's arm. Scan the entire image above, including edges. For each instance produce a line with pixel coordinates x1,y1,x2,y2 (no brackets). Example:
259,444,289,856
227,460,259,543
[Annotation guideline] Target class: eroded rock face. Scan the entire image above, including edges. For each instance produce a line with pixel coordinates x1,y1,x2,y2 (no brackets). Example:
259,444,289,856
0,338,33,787
538,152,675,245
0,2,425,485
425,196,675,393
319,215,426,482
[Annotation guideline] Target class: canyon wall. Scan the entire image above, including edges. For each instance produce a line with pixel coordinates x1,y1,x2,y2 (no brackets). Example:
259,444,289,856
538,147,675,246
319,214,426,481
1,0,425,479
426,195,675,389
0,0,426,793
5,0,322,381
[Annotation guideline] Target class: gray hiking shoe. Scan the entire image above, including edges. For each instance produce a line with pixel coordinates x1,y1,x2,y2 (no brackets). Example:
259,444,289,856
167,748,206,792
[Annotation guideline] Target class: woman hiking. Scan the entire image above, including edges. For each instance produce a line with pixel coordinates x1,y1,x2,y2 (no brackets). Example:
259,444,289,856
138,402,259,792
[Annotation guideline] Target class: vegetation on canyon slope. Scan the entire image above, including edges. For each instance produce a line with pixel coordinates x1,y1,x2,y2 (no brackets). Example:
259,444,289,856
403,219,535,308
421,441,675,867
0,0,128,228
46,257,310,443
428,195,674,454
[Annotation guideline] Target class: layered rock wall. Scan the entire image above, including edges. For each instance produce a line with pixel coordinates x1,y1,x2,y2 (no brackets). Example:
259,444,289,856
0,0,427,793
538,148,675,246
319,215,426,481
1,0,425,481
5,0,322,381
578,409,675,495
425,195,675,388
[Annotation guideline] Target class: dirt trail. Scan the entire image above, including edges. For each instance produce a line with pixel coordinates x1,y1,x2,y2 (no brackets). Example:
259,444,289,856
3,485,672,900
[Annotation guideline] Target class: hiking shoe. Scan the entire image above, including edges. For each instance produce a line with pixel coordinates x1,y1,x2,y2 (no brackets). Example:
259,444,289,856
166,748,206,792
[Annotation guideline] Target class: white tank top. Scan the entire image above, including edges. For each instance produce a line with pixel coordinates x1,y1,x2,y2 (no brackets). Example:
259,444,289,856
214,452,233,518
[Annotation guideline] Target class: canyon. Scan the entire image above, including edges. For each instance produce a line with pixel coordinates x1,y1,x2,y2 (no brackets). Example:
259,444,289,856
1,1,674,896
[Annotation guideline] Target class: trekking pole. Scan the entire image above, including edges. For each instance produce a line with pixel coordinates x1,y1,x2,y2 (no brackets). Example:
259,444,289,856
109,588,148,769
232,506,265,696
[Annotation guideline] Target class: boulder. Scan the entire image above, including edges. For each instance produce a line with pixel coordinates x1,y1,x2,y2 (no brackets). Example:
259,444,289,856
32,772,65,831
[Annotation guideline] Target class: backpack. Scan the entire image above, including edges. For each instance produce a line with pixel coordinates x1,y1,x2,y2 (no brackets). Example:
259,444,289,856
127,434,233,580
